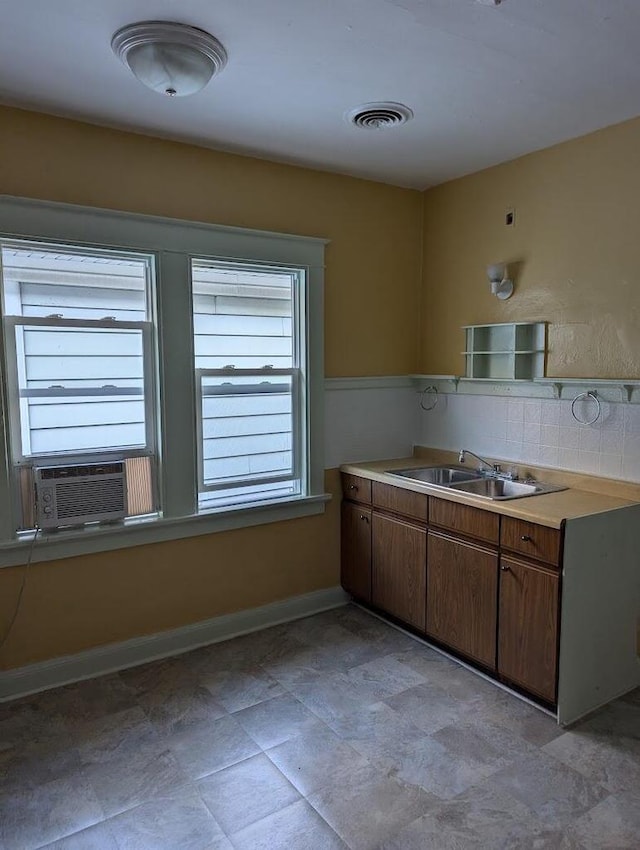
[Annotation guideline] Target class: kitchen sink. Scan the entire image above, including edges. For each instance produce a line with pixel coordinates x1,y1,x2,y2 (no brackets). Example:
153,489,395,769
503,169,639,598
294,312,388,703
449,478,544,499
386,465,567,500
388,466,483,486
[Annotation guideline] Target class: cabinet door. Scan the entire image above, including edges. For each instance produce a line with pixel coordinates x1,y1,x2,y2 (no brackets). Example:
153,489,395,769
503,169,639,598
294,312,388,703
341,501,372,602
427,532,498,669
498,556,559,703
372,513,426,631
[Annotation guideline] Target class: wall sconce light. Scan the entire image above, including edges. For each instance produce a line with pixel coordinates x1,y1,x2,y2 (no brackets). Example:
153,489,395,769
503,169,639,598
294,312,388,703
486,263,514,300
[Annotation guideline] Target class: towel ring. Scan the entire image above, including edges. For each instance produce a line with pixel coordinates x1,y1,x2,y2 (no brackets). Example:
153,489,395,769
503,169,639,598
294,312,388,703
420,385,438,411
571,391,601,425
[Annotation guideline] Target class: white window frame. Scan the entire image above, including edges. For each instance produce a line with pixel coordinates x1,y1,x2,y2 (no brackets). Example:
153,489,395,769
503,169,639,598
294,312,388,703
0,196,328,567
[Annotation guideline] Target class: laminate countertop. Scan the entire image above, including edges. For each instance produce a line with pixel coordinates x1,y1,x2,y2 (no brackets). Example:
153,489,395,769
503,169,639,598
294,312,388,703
340,456,640,529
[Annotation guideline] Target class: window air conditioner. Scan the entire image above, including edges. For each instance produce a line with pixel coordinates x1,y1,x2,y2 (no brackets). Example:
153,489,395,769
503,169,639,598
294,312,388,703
34,462,127,529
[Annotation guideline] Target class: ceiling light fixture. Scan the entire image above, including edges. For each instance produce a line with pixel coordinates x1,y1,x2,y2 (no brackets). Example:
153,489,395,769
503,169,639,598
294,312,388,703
111,21,227,97
486,263,514,300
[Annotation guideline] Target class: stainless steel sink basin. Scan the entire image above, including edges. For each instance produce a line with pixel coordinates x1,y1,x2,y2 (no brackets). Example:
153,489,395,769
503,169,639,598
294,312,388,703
449,478,542,499
386,465,567,500
388,466,483,486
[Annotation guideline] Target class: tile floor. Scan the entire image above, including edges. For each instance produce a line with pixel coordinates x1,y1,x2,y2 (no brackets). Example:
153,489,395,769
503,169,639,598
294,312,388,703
1,604,639,849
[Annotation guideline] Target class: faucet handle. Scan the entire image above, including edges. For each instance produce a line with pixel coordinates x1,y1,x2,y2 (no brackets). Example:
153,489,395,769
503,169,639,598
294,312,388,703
493,463,502,474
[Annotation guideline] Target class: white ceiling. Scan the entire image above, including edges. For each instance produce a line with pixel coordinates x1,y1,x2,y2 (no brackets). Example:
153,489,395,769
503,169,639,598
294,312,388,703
2,0,640,188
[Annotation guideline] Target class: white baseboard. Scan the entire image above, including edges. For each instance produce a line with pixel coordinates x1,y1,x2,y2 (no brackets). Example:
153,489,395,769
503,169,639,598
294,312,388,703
0,586,349,702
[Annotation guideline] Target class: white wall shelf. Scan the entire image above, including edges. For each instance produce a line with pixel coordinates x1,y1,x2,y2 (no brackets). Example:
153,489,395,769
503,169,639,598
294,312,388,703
462,322,546,381
411,374,640,404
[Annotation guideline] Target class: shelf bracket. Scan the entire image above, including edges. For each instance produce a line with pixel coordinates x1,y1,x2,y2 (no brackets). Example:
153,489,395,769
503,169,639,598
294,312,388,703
551,382,562,400
622,384,635,403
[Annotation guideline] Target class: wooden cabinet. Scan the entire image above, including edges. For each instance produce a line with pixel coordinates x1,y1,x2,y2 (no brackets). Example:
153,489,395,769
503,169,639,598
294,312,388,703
498,556,559,703
426,531,498,669
372,512,426,631
340,472,563,707
340,501,372,602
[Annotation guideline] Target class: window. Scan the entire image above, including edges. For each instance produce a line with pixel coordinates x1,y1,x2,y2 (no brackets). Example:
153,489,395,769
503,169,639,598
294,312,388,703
192,260,305,509
0,196,326,559
0,241,157,527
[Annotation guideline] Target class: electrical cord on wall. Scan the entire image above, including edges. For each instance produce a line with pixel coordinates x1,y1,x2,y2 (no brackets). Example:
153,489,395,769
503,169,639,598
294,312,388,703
0,522,40,654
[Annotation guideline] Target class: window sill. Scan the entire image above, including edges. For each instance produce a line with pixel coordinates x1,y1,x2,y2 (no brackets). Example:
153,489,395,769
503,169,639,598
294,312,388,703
0,493,332,568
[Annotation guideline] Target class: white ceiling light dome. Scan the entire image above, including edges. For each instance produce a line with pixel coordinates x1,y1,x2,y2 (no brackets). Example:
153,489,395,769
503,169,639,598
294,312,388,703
111,21,227,97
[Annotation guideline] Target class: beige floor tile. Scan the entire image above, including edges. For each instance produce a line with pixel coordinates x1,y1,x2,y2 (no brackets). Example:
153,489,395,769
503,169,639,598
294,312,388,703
564,789,640,849
0,770,105,850
166,714,260,780
38,821,119,850
491,749,609,830
307,762,435,850
198,753,300,834
228,799,346,850
198,667,284,713
233,693,321,748
266,723,370,795
107,784,226,850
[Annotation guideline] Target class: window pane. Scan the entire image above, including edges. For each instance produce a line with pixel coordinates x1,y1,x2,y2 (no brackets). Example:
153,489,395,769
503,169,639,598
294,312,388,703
14,324,147,455
1,245,147,320
192,262,294,369
1,241,154,460
200,374,294,488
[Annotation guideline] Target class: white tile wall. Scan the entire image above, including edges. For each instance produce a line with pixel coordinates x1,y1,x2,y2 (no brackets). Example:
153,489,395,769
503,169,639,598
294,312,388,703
418,393,640,483
325,384,418,468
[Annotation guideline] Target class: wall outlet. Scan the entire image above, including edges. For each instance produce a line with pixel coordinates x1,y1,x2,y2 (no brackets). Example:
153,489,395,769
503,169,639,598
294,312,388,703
505,207,516,227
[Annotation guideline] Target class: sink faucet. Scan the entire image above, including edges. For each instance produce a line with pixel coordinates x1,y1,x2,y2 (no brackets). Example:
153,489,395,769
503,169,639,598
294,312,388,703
458,449,502,476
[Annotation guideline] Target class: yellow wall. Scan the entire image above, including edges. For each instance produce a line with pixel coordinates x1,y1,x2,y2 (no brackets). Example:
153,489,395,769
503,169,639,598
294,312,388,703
421,116,640,379
0,106,422,669
0,472,342,669
0,106,423,378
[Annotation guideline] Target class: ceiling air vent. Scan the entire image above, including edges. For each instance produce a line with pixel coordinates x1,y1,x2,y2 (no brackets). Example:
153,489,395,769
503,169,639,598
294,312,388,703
346,102,414,129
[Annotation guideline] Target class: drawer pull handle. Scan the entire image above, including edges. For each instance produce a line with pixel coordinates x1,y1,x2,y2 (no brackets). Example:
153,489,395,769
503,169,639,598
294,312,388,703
349,484,358,490
521,535,532,542
360,514,369,522
501,564,510,572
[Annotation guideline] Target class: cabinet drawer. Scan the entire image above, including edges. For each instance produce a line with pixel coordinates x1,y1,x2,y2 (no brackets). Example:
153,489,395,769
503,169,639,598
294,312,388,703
429,497,499,545
501,517,561,566
372,482,428,523
341,473,372,504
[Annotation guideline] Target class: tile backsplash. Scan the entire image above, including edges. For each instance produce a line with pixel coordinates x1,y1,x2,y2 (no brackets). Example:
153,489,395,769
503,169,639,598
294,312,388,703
418,393,640,483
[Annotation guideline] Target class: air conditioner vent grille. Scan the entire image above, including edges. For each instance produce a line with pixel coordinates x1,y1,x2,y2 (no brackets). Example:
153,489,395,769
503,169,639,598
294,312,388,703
34,462,127,529
53,478,126,519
